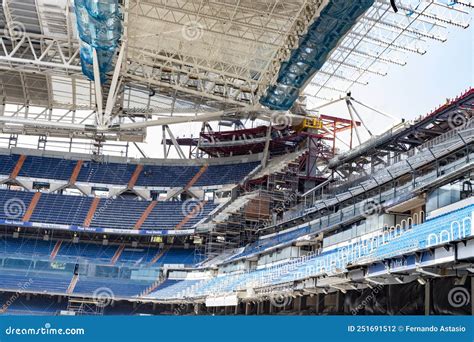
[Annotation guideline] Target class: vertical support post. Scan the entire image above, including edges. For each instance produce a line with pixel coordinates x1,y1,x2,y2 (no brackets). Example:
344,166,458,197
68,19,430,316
315,293,322,314
92,49,103,126
471,276,474,316
104,43,126,124
294,296,302,312
346,99,362,145
424,279,431,315
261,122,273,168
336,291,344,314
165,125,186,159
162,126,167,159
349,121,353,149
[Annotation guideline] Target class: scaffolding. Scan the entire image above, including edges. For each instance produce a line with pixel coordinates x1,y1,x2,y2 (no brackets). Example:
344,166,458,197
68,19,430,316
66,298,105,316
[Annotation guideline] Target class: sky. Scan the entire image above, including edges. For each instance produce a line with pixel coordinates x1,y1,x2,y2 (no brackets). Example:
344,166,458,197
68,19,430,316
132,19,473,159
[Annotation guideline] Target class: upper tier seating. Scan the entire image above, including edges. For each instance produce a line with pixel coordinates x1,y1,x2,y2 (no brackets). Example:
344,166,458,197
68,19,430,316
0,189,218,231
19,155,77,181
78,161,136,185
0,153,259,187
0,154,19,176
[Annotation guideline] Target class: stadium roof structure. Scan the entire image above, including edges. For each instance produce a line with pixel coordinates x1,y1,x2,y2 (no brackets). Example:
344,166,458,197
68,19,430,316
0,0,472,142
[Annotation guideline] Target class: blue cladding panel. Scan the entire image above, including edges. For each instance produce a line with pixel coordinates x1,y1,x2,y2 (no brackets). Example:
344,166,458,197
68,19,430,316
83,0,121,20
260,0,375,110
74,0,122,82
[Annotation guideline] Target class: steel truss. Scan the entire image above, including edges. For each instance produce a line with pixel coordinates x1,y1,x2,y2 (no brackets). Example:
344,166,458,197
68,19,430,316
306,0,472,103
0,0,470,143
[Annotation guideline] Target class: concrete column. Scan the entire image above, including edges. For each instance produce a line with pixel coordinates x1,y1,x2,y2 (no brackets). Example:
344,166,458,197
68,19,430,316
294,296,302,312
424,280,431,315
471,277,474,316
315,294,322,314
336,291,344,314
256,302,262,315
194,303,201,315
245,302,251,315
301,296,307,311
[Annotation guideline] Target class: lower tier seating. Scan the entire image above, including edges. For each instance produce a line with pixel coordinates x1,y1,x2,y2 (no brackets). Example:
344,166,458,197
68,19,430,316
0,269,152,298
147,279,200,299
73,277,151,298
0,236,200,266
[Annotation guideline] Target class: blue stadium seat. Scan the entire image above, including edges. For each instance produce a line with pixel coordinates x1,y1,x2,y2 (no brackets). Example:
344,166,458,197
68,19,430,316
0,154,20,176
0,189,217,232
18,155,77,181
2,153,259,187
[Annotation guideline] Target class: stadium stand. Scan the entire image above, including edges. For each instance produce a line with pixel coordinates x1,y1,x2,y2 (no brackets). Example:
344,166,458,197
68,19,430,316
73,278,151,298
0,236,198,267
19,155,77,181
1,0,472,319
0,152,259,188
147,279,201,300
0,189,218,231
0,154,19,176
